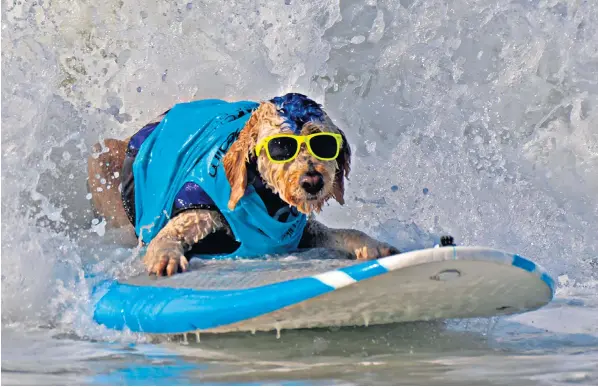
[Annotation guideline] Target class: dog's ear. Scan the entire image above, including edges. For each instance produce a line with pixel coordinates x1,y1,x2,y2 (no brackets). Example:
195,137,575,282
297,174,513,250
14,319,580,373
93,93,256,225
223,115,258,211
332,128,351,205
223,102,278,210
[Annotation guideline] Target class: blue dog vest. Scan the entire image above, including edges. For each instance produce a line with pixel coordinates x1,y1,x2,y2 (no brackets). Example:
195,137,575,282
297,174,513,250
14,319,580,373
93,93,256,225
130,99,307,258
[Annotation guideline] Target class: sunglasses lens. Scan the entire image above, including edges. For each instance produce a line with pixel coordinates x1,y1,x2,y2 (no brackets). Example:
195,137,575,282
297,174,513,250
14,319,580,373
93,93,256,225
309,134,339,159
267,137,298,161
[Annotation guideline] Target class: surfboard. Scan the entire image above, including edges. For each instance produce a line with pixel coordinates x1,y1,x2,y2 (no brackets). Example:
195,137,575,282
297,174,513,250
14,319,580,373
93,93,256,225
92,246,555,335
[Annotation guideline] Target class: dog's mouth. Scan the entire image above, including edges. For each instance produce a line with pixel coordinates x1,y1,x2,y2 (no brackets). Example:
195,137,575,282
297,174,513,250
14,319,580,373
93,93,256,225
289,190,328,214
306,193,319,201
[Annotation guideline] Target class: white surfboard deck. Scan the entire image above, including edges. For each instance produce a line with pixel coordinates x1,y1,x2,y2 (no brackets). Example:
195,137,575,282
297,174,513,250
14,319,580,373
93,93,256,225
92,246,554,335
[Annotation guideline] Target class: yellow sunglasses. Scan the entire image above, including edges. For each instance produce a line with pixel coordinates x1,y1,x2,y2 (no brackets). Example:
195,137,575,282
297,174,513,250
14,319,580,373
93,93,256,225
255,133,343,164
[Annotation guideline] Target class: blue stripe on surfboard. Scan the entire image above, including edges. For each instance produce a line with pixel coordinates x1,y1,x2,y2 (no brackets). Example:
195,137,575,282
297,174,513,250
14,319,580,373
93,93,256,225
512,254,537,273
93,277,334,333
338,261,388,282
512,253,555,296
540,272,556,297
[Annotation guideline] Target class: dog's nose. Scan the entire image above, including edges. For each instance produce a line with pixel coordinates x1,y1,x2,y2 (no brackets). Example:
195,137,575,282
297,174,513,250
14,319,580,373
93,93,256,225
300,171,324,195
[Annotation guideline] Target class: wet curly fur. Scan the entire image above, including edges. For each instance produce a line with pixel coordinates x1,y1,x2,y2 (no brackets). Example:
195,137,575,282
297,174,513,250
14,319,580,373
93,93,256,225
87,93,399,276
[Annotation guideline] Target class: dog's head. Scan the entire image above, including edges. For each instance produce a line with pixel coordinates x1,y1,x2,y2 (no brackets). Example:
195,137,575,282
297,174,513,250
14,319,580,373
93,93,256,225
223,93,351,214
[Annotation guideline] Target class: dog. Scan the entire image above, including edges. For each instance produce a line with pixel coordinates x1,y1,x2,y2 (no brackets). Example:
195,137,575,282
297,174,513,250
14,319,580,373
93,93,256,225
87,93,399,276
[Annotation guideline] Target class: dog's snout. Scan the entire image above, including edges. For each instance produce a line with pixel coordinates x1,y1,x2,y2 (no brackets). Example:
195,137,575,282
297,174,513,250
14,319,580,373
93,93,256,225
300,171,324,195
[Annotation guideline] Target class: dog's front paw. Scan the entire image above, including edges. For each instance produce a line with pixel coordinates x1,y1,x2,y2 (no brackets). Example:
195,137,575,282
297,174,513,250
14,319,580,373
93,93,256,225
143,239,189,276
355,243,400,261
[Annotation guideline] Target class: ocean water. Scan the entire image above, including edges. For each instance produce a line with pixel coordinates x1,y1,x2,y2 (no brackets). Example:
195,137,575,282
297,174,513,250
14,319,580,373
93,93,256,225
2,0,598,384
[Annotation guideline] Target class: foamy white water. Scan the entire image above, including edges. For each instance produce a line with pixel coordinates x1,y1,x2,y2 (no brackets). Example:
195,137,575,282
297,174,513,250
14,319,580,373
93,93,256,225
2,0,597,384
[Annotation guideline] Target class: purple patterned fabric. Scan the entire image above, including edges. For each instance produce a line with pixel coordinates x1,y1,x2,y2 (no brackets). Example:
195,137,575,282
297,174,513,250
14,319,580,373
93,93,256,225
126,122,160,156
173,182,215,211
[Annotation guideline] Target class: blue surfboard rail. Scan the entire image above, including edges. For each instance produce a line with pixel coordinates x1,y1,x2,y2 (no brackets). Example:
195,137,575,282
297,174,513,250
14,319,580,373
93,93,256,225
92,247,555,334
93,277,334,334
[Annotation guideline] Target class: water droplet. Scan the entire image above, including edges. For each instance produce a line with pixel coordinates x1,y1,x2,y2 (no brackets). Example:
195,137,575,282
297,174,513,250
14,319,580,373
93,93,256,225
107,105,119,116
350,35,366,44
362,312,370,327
364,140,376,153
116,49,131,66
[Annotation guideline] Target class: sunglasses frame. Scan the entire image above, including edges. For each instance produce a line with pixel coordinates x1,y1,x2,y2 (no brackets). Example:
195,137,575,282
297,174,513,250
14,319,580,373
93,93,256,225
255,132,343,164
